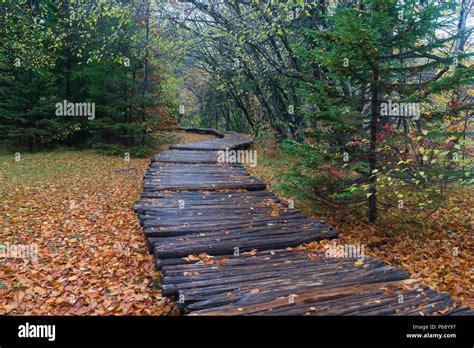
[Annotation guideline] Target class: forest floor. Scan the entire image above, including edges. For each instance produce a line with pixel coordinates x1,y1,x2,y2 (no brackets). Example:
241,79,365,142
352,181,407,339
246,140,473,308
1,130,471,315
0,131,211,315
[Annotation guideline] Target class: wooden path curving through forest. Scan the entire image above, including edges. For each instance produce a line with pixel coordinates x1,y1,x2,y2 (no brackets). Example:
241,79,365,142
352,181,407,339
135,128,473,316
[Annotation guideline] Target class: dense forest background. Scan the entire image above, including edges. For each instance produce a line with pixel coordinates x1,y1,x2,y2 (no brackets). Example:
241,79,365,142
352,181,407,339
1,0,183,156
1,0,472,222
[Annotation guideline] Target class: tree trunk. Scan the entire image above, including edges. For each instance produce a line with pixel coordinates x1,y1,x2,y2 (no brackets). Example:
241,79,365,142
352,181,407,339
65,0,71,98
141,0,151,146
368,71,379,223
225,103,230,131
456,0,471,53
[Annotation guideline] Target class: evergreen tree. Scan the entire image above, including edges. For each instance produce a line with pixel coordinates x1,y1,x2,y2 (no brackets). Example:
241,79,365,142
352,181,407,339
0,68,73,151
281,0,473,222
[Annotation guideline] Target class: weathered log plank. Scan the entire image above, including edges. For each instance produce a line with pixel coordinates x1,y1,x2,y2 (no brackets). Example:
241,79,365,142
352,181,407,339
152,150,221,164
187,279,418,315
152,228,337,259
170,128,252,151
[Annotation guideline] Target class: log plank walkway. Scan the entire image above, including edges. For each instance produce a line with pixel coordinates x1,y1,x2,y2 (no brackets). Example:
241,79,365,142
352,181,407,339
135,128,472,316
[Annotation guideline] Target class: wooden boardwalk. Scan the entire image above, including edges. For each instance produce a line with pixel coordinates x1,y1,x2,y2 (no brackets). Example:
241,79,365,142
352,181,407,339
135,128,473,316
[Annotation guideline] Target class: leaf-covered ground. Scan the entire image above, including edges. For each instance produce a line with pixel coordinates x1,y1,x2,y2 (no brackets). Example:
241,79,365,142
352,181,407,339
0,132,214,315
247,142,473,308
1,131,470,315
